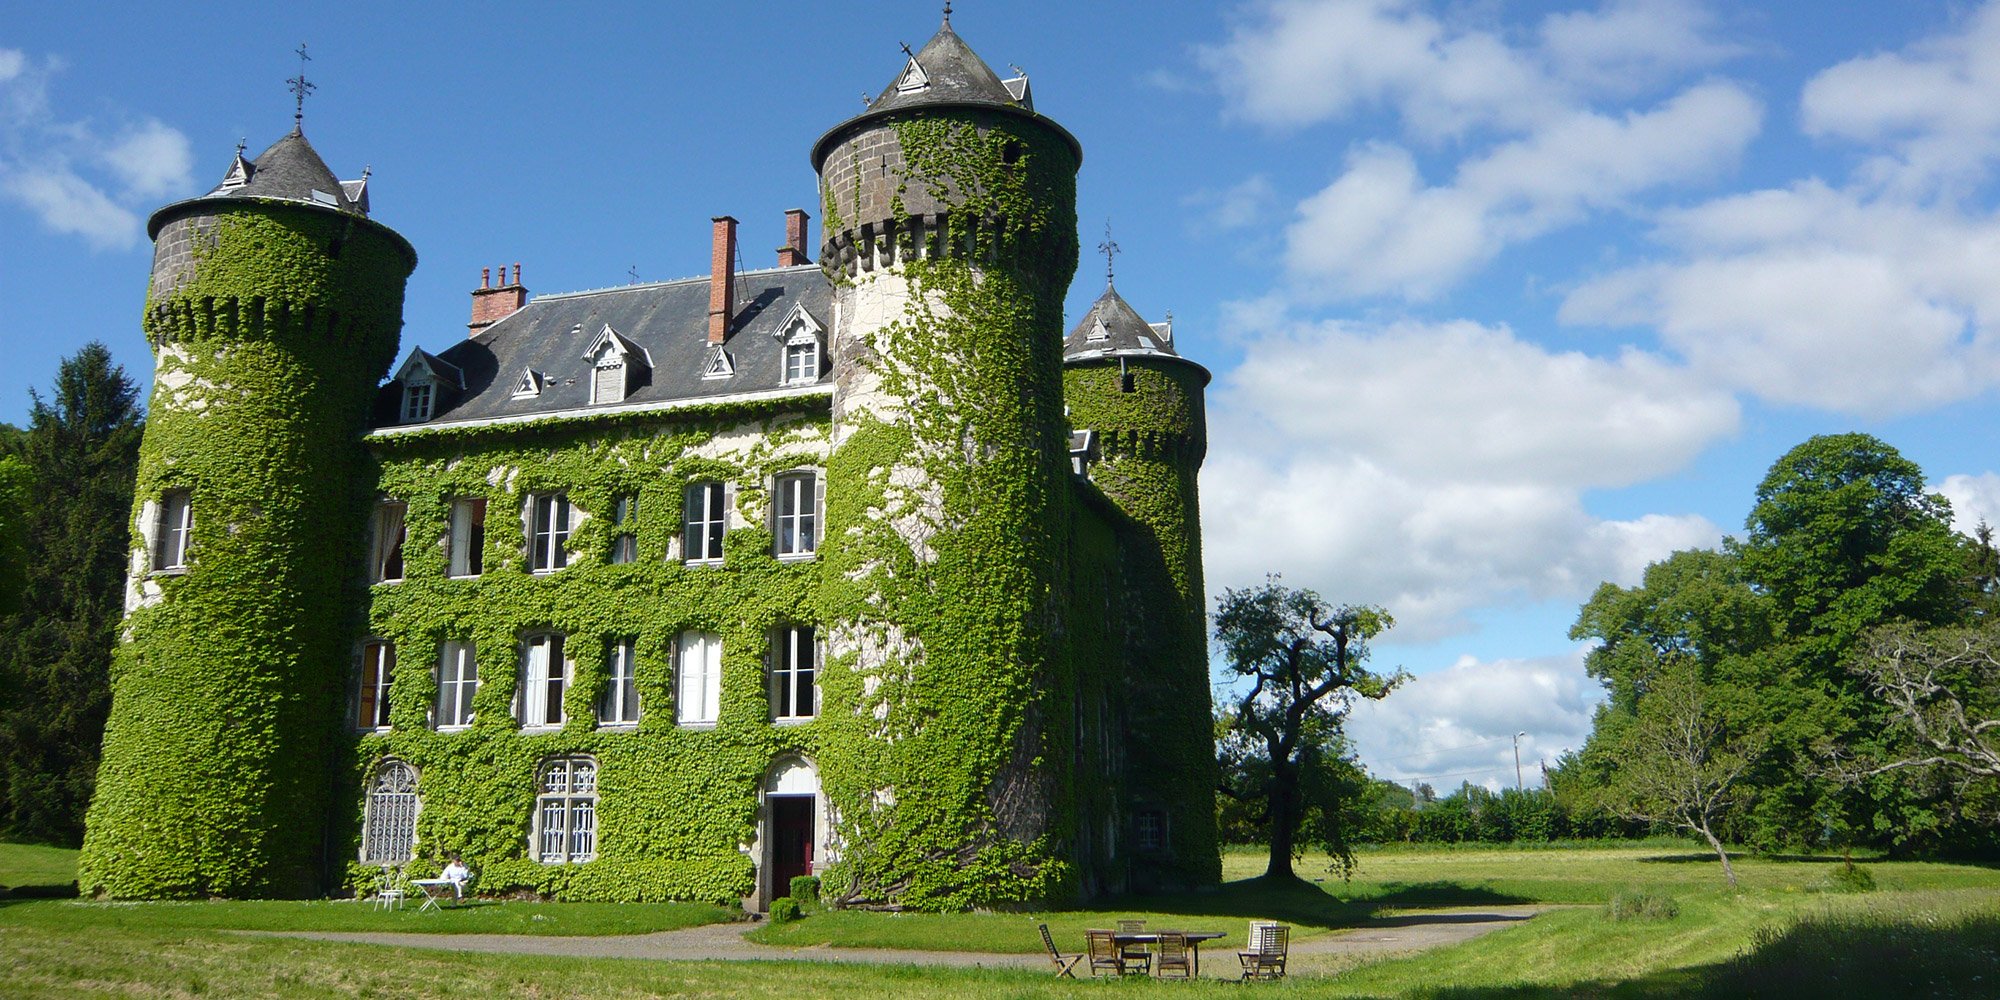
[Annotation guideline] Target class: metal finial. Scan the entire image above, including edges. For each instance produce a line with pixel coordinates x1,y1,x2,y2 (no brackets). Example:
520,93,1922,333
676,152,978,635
360,164,372,181
1097,219,1120,285
861,92,874,107
900,41,916,59
943,1,952,25
235,136,247,157
287,43,316,132
628,264,640,282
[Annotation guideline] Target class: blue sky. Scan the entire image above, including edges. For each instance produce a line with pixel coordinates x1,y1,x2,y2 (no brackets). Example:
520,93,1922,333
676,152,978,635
7,1,2000,791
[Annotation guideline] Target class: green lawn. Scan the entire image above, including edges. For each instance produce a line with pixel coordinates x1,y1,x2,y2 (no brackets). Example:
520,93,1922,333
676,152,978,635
5,839,1999,997
0,840,79,893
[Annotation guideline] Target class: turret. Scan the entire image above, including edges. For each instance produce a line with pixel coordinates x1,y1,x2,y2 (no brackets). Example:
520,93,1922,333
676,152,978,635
811,15,1082,907
1062,281,1218,888
79,128,416,898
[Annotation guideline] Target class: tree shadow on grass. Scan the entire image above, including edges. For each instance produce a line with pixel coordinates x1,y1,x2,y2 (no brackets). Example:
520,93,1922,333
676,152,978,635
0,882,77,901
1087,876,1530,930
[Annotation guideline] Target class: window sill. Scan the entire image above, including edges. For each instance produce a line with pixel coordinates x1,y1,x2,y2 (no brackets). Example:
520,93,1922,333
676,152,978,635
148,567,189,577
372,578,404,586
683,558,725,568
446,573,482,581
529,568,569,577
675,721,719,731
597,721,640,731
775,552,817,563
435,723,473,733
772,716,816,727
517,723,566,732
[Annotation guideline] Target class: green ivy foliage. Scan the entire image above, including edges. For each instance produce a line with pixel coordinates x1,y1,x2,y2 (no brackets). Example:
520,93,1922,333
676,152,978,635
80,206,413,898
343,405,833,903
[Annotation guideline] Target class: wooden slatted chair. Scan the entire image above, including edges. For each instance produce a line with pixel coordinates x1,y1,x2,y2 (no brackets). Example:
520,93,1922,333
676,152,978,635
1239,923,1290,980
1039,923,1082,978
1117,918,1152,974
1085,929,1127,977
1154,930,1193,979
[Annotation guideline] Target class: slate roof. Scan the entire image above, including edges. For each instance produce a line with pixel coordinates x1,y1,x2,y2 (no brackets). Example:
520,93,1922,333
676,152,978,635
1062,284,1209,382
811,20,1079,168
149,129,370,238
371,265,833,432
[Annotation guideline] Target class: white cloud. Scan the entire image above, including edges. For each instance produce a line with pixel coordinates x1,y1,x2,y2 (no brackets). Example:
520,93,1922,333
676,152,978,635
1185,174,1276,232
1800,2,2000,197
1938,473,2000,536
1540,0,1741,95
1346,650,1604,791
1200,312,1729,640
0,50,193,251
1286,82,1760,298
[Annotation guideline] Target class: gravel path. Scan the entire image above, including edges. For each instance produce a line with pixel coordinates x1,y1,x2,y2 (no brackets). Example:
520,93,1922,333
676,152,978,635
247,905,1553,977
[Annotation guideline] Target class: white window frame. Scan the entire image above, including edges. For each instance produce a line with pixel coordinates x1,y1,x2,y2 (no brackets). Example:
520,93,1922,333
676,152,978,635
528,493,572,573
519,633,569,728
358,640,395,732
599,636,640,726
436,641,477,730
770,625,818,723
371,501,407,583
155,489,192,572
533,756,598,864
674,631,722,727
401,380,434,423
683,481,726,564
783,337,820,385
773,471,818,560
610,495,638,564
591,355,627,405
361,759,419,863
1135,809,1169,853
448,498,486,578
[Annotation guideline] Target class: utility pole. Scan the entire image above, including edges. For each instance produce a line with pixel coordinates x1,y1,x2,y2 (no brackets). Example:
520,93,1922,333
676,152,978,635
1513,732,1527,792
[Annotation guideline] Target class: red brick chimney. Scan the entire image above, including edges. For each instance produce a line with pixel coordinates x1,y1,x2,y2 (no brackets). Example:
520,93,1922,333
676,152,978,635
709,217,737,345
778,208,812,267
469,263,526,338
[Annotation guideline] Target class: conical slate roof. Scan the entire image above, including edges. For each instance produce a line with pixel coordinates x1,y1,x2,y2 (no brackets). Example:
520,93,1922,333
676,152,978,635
869,21,1021,115
149,130,369,238
1063,283,1211,382
811,18,1078,168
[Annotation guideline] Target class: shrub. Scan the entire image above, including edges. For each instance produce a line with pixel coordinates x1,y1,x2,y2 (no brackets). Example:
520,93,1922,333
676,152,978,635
1821,860,1876,894
768,897,802,923
789,875,821,904
1608,887,1680,921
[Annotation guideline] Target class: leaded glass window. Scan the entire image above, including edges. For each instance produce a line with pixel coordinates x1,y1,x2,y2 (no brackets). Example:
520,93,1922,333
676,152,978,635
362,759,419,863
534,756,597,863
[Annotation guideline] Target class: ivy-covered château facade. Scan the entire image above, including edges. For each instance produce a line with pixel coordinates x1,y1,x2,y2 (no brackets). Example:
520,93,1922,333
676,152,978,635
79,19,1218,909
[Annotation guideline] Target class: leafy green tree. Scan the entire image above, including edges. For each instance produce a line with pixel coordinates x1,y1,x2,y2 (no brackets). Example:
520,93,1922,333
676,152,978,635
1603,662,1762,887
0,437,29,618
1214,579,1402,881
0,343,143,844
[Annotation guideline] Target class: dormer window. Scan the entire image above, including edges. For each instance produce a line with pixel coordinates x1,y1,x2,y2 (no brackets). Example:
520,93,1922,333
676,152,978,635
895,56,930,94
1087,318,1109,343
585,324,650,404
784,339,820,385
703,345,735,380
513,368,545,399
401,381,434,423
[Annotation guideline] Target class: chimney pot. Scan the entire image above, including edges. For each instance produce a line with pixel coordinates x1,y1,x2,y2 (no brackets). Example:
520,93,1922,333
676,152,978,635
512,263,521,286
709,216,738,345
469,261,529,338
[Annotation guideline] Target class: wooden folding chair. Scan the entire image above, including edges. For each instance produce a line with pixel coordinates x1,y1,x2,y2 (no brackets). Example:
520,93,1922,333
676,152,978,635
1116,918,1152,974
1039,923,1082,978
1154,930,1193,979
1239,923,1289,980
1085,929,1127,977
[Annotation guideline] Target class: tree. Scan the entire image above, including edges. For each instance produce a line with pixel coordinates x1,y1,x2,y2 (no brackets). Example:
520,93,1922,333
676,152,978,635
1604,662,1762,887
1853,624,2000,785
1214,579,1402,881
0,343,143,844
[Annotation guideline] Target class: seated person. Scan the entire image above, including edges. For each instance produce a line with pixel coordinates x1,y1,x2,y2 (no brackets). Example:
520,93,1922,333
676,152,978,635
440,853,472,894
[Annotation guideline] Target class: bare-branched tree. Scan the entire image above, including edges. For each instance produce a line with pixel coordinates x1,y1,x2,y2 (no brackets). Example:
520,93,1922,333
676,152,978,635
1855,623,2000,782
1606,663,1761,888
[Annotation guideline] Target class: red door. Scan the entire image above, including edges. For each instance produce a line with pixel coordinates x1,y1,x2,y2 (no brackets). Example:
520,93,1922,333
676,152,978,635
770,796,814,893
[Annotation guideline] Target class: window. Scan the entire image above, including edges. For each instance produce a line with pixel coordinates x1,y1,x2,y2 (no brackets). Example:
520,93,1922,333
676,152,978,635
528,494,572,573
401,381,434,423
155,490,192,571
599,637,640,725
674,631,722,727
533,756,597,863
683,482,726,564
773,472,817,558
436,641,477,729
448,498,486,577
591,359,626,404
1135,809,1169,853
770,626,817,722
358,640,395,731
519,633,568,727
361,760,419,863
783,339,819,385
370,501,407,583
610,495,638,565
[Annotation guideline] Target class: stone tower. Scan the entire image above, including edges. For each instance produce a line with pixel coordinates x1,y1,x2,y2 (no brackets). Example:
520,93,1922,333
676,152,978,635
810,16,1084,907
79,129,416,898
1062,283,1220,887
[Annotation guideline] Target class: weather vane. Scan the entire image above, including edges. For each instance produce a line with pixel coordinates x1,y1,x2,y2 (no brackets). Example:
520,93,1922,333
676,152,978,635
287,43,316,132
1097,219,1120,284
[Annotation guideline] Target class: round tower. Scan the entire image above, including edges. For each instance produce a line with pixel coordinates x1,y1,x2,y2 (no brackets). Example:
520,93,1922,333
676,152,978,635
79,129,416,898
1060,283,1219,887
810,17,1082,907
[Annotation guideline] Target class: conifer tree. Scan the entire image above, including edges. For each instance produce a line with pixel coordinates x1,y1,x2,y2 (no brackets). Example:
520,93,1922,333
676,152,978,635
0,343,143,844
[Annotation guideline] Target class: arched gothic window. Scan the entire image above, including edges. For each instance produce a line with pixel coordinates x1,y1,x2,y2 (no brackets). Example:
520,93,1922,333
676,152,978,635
362,759,419,863
534,756,598,863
